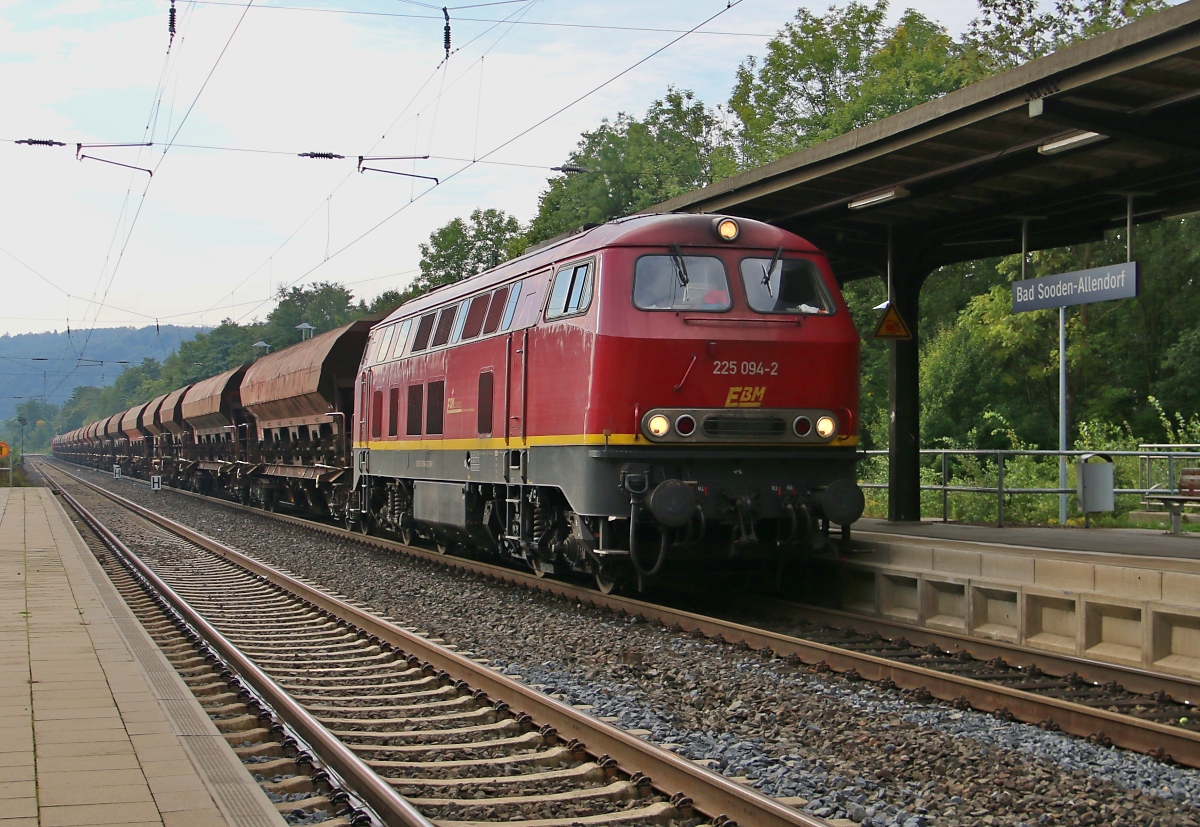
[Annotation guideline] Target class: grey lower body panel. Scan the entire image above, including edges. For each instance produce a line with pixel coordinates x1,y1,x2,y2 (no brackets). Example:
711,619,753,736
358,444,860,521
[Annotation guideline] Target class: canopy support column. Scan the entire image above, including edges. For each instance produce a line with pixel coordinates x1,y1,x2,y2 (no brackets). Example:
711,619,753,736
885,246,931,523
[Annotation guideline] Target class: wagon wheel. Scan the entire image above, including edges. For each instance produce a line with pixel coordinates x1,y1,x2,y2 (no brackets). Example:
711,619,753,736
435,539,453,555
399,526,415,546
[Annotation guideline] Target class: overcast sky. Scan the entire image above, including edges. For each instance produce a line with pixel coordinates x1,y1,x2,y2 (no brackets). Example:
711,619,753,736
3,0,1032,346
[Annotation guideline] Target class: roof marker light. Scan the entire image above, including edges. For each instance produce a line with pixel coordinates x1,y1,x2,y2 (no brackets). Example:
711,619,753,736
713,217,740,242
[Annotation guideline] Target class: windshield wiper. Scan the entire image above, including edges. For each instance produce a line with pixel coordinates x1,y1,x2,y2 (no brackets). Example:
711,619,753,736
670,244,690,288
760,246,783,297
670,243,691,303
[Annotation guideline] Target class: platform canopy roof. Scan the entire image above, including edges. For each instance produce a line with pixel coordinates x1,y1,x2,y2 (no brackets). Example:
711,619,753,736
653,1,1200,283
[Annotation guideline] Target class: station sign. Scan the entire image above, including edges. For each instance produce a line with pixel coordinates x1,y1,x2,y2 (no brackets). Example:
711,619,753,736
151,475,162,491
1012,262,1138,312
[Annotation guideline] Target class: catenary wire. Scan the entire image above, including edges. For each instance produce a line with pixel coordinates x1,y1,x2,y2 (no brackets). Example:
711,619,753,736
230,0,746,325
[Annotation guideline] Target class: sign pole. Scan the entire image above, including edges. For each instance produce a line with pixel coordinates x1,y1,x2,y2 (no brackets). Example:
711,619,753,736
1059,306,1067,525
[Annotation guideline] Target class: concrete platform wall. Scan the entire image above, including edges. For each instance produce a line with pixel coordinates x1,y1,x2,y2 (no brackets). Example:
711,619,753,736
819,538,1200,680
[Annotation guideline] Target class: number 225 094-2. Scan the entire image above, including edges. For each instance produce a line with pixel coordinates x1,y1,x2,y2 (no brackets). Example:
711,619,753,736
712,360,779,376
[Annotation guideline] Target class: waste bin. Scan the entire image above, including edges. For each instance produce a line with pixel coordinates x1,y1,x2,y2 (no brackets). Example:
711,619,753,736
1077,453,1115,514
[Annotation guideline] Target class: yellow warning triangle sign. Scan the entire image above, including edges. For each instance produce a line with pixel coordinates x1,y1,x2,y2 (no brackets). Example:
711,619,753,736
872,304,913,340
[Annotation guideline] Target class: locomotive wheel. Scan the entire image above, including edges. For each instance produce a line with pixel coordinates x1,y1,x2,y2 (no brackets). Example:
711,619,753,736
526,552,553,578
594,563,620,595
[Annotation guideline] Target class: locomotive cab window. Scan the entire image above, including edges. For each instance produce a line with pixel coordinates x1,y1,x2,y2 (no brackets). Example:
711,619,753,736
739,257,834,315
633,255,731,311
546,262,593,319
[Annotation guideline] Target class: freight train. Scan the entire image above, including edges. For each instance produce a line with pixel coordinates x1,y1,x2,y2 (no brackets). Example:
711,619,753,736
53,213,865,591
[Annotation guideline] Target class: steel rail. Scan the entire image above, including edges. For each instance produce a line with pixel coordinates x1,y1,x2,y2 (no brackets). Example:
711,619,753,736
44,462,831,827
49,460,1200,767
128,466,1200,701
48,480,437,827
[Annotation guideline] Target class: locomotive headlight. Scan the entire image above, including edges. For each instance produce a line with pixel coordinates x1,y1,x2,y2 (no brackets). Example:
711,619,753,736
793,416,812,437
647,414,671,438
714,217,740,242
815,415,837,438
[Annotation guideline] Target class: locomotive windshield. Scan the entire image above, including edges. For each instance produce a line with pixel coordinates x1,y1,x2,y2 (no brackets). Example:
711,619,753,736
739,257,834,315
633,255,730,311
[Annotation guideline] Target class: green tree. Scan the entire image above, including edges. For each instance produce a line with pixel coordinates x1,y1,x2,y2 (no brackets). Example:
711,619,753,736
0,398,58,455
263,282,365,348
414,208,524,293
527,87,732,245
961,0,1167,78
727,2,964,167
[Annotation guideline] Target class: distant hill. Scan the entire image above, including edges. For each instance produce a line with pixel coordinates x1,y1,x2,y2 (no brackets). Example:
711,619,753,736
0,326,206,420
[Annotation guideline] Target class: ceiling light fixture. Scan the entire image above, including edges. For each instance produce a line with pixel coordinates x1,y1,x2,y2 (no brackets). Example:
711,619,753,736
848,186,910,210
1037,131,1106,155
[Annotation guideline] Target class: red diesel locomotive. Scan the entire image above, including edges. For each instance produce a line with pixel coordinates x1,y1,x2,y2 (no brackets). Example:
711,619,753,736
54,213,864,591
350,213,864,590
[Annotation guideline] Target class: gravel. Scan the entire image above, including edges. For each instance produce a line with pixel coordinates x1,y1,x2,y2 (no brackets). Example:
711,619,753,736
74,470,1200,827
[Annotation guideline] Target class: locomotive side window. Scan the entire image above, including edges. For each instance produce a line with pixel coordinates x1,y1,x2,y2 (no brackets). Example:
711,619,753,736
370,390,383,440
546,262,592,319
374,326,395,365
449,302,471,344
432,305,459,347
387,319,412,360
388,387,399,437
410,313,436,353
426,380,445,435
477,371,493,435
406,385,423,435
739,257,834,315
633,255,731,311
461,294,491,340
500,280,523,330
481,286,509,335
364,332,384,365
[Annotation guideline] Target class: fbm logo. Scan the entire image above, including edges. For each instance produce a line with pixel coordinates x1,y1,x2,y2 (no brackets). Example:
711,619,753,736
725,386,765,408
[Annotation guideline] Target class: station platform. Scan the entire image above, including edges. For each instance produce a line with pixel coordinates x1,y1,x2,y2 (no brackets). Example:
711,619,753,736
0,487,285,827
855,517,1200,563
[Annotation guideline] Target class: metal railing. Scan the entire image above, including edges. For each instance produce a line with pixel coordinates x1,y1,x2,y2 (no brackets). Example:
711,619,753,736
860,447,1200,526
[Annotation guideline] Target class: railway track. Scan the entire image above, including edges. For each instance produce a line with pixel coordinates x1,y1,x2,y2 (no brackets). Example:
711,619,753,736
40,460,828,827
42,458,1200,773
